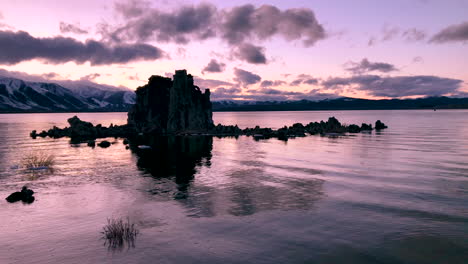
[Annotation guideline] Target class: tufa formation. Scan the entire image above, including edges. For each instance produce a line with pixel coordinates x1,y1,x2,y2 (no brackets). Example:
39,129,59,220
31,70,388,141
128,70,213,133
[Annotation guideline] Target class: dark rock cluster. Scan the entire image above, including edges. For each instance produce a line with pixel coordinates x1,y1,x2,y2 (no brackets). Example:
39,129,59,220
30,116,135,142
6,186,35,204
210,117,388,140
128,70,213,134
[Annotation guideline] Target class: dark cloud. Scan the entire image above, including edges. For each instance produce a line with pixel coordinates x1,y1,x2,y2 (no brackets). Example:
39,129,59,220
202,59,226,74
431,21,468,43
322,75,463,98
103,3,217,44
233,68,261,86
260,80,286,87
193,76,233,89
402,28,427,41
290,74,319,86
80,73,101,81
59,22,88,34
42,72,61,79
103,3,326,47
234,43,267,64
0,30,165,65
114,0,150,19
221,5,326,46
344,58,398,74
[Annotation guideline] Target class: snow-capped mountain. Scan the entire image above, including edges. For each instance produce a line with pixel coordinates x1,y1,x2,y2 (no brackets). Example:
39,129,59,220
0,76,135,112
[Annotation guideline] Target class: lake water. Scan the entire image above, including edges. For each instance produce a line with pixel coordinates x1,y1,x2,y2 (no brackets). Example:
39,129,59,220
0,110,467,264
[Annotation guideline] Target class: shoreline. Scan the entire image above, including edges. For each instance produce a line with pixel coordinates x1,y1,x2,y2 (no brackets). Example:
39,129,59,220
1,107,468,115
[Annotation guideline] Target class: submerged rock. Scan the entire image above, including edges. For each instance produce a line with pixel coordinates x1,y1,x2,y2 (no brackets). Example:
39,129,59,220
98,141,111,148
87,140,96,147
375,120,388,130
360,123,373,131
6,186,35,204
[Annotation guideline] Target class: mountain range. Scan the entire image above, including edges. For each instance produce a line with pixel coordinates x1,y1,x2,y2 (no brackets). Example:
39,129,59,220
212,97,468,111
1,76,468,113
0,76,135,112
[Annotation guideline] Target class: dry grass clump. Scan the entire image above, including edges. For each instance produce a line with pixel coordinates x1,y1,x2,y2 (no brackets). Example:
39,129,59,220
22,152,55,169
102,217,139,251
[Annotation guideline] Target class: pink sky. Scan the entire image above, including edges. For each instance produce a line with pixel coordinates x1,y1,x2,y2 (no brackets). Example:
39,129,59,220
0,0,467,100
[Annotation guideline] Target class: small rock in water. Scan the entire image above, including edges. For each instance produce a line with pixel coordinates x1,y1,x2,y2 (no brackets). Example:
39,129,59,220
87,140,96,147
360,123,373,131
375,120,388,130
6,186,35,204
98,141,111,148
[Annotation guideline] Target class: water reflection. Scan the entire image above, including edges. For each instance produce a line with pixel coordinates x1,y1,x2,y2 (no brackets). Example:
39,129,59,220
130,135,324,217
130,135,212,183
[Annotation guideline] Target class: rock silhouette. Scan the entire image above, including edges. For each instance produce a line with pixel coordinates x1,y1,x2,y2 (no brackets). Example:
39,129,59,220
128,70,213,134
6,186,35,204
31,70,388,141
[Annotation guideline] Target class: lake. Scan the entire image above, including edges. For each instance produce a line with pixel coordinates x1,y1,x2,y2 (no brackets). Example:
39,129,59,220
0,110,467,264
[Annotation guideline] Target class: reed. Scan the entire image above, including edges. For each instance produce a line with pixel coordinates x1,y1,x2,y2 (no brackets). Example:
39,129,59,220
101,217,139,250
22,152,55,169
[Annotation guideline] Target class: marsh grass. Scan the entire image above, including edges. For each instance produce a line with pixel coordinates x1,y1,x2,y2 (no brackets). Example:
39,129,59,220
101,217,139,251
22,152,55,169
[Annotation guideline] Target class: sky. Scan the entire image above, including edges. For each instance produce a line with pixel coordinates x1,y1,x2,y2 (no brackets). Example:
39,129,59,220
0,0,467,101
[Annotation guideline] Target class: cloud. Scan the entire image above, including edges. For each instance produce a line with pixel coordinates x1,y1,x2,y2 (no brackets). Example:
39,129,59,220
431,21,468,43
59,22,88,34
193,76,233,89
114,0,151,19
233,68,261,86
290,74,319,86
221,5,326,46
233,43,267,64
369,26,426,45
80,73,101,81
322,75,463,98
344,58,398,74
41,72,61,79
102,3,217,44
382,25,400,41
260,80,286,87
0,11,3,20
102,3,326,47
202,59,226,74
402,28,427,41
413,56,423,63
0,30,165,65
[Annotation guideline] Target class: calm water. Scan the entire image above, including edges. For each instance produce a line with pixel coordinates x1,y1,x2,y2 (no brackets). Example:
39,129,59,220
0,110,467,264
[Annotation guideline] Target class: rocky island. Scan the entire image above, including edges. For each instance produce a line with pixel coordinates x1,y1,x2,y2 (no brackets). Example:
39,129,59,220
31,70,387,142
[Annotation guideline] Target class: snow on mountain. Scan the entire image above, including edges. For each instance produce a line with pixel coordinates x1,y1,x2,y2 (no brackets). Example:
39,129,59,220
0,76,135,112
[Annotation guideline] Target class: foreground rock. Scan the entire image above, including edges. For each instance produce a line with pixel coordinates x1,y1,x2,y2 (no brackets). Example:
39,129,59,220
6,186,35,203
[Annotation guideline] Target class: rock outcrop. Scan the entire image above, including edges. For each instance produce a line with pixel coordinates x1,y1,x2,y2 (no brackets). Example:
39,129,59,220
6,186,35,203
128,70,213,134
